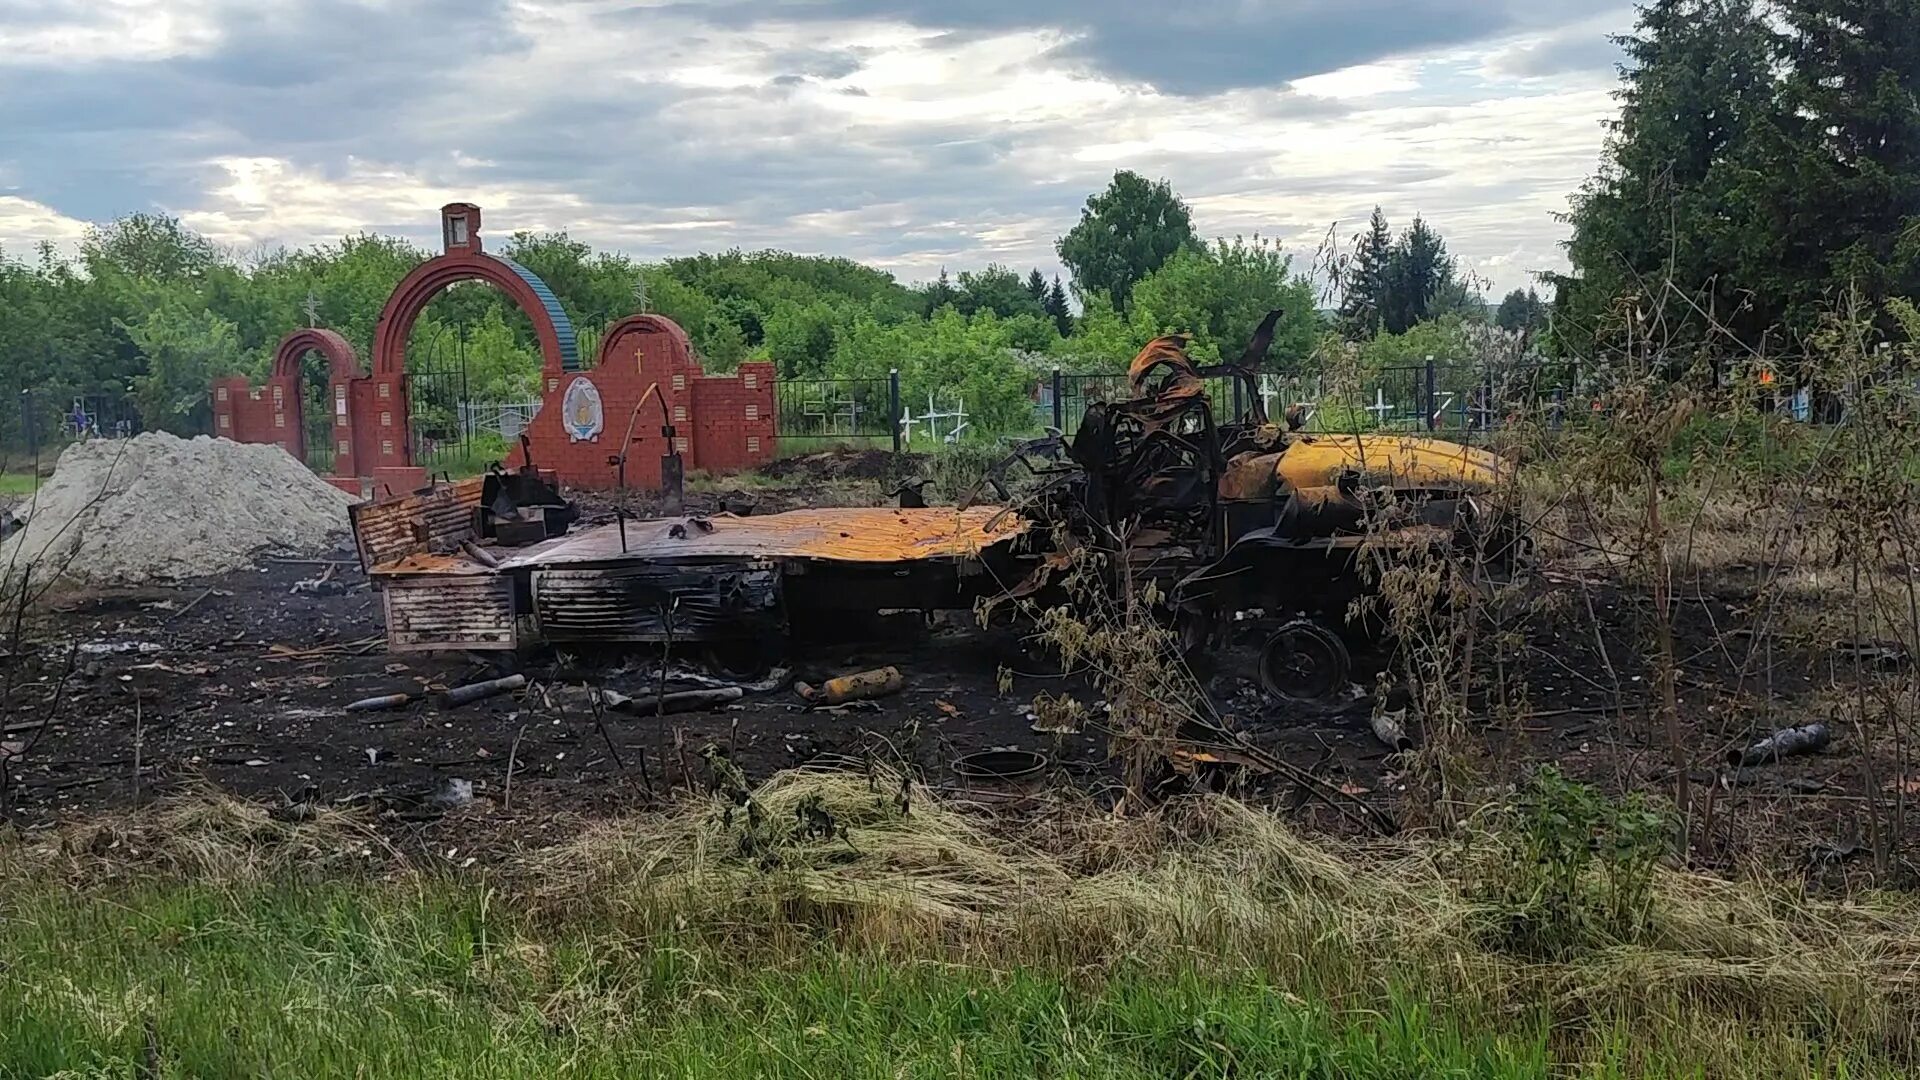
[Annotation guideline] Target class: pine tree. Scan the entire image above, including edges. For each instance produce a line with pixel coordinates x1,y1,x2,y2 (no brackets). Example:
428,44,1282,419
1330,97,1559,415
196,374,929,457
1774,0,1920,328
1382,216,1454,334
1558,0,1785,348
1338,207,1393,337
1045,275,1072,336
1025,268,1047,303
922,268,959,314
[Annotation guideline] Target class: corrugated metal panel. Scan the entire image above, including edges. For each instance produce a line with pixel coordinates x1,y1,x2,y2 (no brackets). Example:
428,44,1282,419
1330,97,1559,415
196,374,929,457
493,255,581,372
382,572,518,651
502,507,1028,568
350,477,485,569
533,560,780,642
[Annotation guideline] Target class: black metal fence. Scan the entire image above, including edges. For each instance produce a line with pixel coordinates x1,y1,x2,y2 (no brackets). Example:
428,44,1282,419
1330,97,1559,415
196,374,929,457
1035,359,1587,440
3,388,168,468
775,374,900,449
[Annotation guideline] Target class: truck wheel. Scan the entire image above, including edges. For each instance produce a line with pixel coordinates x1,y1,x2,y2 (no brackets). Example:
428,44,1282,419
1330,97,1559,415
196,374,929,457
704,638,782,682
1259,620,1350,701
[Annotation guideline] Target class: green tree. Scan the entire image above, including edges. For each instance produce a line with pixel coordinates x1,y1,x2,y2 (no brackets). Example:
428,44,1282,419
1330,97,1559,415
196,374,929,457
1495,288,1549,336
1055,170,1199,313
761,300,845,377
920,269,959,314
1382,217,1458,334
1557,0,1785,349
1339,207,1395,337
1025,268,1047,303
1127,236,1319,370
121,300,242,430
957,264,1048,321
1773,0,1920,329
81,213,221,283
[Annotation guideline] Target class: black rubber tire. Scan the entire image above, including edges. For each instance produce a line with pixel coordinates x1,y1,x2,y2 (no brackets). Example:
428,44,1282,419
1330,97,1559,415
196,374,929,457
703,637,782,682
1258,620,1351,701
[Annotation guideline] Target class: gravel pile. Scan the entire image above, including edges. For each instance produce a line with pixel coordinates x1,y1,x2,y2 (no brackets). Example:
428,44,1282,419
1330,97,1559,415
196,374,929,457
0,433,354,585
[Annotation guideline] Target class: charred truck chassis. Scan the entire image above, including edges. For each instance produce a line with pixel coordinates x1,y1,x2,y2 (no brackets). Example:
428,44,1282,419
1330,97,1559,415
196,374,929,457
354,475,1028,664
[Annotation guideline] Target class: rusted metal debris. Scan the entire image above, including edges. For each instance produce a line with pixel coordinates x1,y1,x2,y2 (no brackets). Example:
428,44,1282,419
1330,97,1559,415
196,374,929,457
797,666,904,706
345,692,417,713
439,673,526,708
345,307,1516,767
604,685,743,716
1730,722,1831,767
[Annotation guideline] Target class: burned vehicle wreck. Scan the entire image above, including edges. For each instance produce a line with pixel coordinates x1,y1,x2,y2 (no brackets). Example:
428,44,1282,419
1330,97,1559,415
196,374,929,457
349,310,1514,701
970,311,1516,700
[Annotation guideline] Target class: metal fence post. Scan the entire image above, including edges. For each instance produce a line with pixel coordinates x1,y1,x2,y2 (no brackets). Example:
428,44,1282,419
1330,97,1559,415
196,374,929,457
1051,368,1064,432
20,388,36,458
1551,386,1565,431
888,368,902,456
1424,355,1437,432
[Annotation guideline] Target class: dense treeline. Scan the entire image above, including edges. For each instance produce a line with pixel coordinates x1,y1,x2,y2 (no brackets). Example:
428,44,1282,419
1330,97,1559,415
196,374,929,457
0,174,1471,438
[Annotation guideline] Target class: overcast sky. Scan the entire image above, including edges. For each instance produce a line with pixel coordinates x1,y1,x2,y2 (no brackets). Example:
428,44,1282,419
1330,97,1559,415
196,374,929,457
0,0,1635,298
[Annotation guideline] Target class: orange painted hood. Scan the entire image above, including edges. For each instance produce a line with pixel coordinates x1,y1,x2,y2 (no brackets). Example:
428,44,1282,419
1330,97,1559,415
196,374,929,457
1273,434,1513,492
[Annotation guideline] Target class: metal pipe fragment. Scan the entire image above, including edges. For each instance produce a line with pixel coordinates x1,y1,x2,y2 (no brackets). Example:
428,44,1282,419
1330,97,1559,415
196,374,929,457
1728,722,1831,767
604,686,744,715
1370,708,1414,752
346,692,417,713
459,540,501,568
438,673,527,708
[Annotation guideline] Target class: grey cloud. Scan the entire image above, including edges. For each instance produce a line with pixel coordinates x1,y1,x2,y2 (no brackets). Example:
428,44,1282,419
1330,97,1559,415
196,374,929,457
663,0,1601,94
1483,28,1627,79
0,0,531,216
0,0,1595,297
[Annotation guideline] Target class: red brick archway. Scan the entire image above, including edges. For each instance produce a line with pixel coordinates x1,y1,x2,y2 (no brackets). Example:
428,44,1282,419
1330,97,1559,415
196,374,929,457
513,312,776,489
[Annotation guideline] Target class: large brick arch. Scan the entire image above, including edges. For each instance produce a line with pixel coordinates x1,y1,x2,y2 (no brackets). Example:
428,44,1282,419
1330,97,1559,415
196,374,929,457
369,204,580,378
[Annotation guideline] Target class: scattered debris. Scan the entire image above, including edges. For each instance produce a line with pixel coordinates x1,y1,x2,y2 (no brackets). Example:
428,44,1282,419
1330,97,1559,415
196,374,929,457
427,777,474,812
953,748,1049,797
346,692,419,713
77,641,165,656
1834,640,1909,671
289,564,340,595
1729,722,1832,767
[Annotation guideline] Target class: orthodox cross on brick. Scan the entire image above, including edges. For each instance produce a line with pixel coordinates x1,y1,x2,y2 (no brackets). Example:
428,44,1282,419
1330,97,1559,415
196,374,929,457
302,291,321,328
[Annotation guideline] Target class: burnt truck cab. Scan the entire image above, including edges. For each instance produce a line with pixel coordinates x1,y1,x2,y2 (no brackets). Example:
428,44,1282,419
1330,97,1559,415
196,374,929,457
1025,314,1517,698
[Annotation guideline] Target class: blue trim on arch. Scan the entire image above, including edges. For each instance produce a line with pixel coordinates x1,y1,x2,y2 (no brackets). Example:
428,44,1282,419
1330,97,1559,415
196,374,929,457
492,255,582,372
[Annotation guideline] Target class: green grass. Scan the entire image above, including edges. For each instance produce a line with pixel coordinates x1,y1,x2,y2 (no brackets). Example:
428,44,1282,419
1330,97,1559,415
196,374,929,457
2,777,1914,1079
0,879,1554,1079
0,472,38,496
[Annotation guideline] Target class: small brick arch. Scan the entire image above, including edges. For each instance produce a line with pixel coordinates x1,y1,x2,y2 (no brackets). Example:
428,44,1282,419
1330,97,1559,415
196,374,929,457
271,328,361,381
270,327,364,466
596,313,694,368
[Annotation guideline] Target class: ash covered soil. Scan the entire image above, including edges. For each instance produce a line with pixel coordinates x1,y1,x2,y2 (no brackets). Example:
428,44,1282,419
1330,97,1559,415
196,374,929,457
2,466,1914,879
